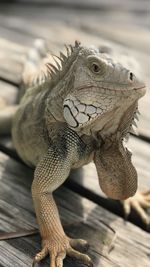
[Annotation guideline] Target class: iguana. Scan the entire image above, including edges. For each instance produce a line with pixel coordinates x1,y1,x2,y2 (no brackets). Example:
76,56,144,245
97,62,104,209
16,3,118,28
0,39,149,267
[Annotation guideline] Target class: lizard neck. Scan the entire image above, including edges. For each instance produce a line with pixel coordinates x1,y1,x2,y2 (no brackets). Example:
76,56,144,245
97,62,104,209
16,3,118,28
98,100,138,140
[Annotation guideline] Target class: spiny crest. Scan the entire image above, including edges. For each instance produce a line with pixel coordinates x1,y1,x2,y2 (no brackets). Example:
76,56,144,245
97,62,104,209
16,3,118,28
123,105,140,143
45,40,81,81
27,41,81,87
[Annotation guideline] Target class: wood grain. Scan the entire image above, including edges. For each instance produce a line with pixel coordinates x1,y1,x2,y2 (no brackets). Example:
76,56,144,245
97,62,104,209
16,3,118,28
0,151,150,267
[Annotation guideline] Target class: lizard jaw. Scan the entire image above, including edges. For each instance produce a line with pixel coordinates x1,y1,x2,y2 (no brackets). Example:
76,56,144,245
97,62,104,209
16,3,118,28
63,82,146,131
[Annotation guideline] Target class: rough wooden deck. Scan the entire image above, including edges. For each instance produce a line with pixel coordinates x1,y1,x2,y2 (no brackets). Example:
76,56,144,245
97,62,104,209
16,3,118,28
0,1,150,266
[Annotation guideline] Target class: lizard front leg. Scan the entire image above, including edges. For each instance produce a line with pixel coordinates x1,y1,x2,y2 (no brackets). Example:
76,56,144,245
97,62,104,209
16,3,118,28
32,131,93,267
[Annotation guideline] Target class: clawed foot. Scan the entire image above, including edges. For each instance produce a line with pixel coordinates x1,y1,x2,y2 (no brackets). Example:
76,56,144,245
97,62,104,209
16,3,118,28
32,237,93,267
123,190,150,225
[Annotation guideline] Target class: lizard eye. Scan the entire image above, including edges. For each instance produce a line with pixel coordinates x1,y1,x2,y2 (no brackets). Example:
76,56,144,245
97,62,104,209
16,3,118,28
91,63,100,73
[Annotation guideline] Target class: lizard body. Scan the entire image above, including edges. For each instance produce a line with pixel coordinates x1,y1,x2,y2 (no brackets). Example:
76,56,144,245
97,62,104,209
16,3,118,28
2,40,147,266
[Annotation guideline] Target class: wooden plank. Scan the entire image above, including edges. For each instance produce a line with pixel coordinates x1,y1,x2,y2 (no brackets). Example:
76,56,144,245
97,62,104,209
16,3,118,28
0,38,27,84
0,151,150,266
0,25,35,47
0,81,18,105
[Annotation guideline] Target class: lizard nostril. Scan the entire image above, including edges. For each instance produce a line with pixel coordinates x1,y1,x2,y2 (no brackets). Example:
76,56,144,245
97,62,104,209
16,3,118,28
129,72,134,81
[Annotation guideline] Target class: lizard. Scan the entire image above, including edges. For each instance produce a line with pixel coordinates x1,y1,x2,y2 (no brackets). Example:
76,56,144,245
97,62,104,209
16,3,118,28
0,39,149,267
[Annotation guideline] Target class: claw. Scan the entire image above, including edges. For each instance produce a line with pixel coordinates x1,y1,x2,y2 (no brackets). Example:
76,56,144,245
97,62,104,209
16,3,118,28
34,247,48,263
142,189,150,195
143,199,150,205
33,236,92,267
123,200,131,220
132,201,149,225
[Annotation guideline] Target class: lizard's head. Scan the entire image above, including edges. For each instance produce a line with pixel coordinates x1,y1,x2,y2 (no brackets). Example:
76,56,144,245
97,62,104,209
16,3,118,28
62,42,146,200
63,43,146,137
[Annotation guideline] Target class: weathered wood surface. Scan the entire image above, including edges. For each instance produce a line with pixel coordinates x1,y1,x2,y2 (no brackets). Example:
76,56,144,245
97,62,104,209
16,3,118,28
0,1,150,267
0,151,150,267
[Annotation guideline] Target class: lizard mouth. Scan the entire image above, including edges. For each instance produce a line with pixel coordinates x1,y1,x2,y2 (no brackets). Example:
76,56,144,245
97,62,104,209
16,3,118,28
77,84,146,97
133,85,146,96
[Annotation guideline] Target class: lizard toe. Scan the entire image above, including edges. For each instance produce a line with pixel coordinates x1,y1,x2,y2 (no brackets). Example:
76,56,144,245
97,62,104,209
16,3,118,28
32,247,48,266
55,252,66,267
32,235,92,267
123,191,150,225
67,247,93,267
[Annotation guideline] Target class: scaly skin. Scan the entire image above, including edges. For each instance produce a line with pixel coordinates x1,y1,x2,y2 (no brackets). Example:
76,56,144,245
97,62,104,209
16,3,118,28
10,40,147,265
